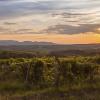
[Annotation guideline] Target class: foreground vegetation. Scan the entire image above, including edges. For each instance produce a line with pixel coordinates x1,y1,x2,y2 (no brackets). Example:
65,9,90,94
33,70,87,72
0,55,100,100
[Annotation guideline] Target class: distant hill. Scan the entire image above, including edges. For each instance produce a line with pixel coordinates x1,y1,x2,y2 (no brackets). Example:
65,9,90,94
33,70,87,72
0,40,100,54
0,40,56,45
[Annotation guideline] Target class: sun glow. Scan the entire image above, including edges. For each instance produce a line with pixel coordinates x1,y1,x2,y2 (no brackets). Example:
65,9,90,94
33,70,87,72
0,32,100,44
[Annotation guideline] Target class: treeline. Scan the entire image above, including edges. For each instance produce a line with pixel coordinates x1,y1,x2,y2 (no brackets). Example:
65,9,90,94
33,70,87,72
0,50,100,59
0,51,36,58
49,50,100,56
0,56,100,92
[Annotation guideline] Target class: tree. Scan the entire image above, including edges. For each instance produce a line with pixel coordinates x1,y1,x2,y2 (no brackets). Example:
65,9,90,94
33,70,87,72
33,60,44,87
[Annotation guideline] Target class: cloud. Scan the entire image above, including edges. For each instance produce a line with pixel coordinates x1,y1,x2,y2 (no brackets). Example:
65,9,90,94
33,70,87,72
0,0,99,19
43,24,100,34
4,22,17,25
0,26,8,31
14,28,35,34
0,0,100,35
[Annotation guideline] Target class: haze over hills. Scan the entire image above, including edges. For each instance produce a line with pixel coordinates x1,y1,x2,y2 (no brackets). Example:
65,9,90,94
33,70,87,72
0,40,100,47
0,40,100,57
0,40,100,46
0,40,56,46
0,40,100,52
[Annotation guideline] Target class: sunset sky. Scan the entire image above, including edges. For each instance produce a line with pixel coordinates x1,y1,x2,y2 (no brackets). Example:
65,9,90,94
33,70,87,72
0,0,100,44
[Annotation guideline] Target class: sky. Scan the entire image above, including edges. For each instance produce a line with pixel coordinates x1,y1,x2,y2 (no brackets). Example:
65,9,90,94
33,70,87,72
0,0,100,44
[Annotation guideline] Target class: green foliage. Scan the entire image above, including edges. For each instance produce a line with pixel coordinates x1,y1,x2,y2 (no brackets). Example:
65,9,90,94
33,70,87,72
0,56,99,92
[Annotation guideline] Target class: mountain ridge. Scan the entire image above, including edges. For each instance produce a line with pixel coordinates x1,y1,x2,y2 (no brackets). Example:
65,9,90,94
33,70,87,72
0,40,57,45
0,40,100,46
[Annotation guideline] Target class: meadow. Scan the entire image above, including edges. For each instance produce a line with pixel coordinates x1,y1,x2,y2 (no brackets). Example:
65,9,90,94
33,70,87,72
0,55,100,100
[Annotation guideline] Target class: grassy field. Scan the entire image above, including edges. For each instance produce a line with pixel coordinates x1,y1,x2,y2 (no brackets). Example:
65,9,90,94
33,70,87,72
0,55,100,100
